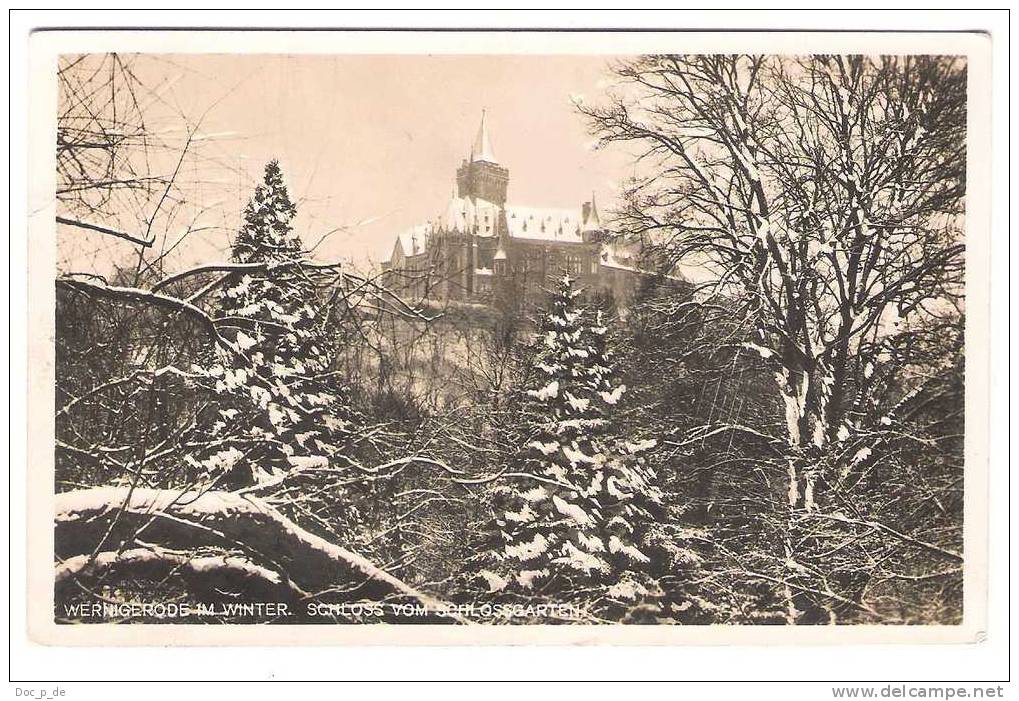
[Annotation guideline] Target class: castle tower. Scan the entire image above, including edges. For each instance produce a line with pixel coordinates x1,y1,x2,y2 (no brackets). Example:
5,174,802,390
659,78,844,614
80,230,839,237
581,191,606,244
456,110,510,206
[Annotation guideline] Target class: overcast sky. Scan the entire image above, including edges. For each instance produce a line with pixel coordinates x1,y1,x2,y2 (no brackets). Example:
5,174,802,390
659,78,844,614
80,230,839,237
59,53,642,275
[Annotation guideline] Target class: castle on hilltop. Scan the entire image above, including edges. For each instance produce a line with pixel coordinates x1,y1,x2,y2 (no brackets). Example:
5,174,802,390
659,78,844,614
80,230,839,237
383,112,660,310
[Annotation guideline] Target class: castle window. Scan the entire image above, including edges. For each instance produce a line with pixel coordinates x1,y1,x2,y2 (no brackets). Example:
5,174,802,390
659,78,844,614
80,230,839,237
561,254,582,275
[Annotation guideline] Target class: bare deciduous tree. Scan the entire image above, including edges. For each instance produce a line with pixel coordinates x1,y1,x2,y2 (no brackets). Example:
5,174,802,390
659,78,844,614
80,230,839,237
581,54,965,623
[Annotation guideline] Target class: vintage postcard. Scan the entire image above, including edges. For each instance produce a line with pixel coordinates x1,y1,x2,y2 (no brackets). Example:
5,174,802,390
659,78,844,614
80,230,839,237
26,29,991,645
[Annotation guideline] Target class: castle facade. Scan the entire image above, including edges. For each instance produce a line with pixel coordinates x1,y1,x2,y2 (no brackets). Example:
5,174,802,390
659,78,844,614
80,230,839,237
383,112,652,309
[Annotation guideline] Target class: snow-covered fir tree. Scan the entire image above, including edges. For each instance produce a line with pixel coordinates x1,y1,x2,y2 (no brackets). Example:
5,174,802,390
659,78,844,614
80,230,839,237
480,274,666,617
189,160,351,489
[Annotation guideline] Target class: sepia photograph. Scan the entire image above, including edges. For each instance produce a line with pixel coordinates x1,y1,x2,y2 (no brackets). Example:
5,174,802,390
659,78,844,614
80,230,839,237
24,27,993,648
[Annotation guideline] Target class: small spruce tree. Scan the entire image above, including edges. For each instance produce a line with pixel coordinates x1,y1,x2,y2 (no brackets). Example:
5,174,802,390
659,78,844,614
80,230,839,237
189,160,352,489
479,274,665,618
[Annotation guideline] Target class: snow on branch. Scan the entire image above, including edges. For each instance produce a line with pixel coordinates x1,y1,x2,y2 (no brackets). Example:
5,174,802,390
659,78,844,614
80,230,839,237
150,259,343,294
56,216,155,248
54,487,465,618
56,546,307,603
57,276,292,339
57,277,224,337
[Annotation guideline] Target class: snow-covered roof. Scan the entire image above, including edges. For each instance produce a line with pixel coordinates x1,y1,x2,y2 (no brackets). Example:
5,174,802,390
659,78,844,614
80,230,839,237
394,223,432,257
390,197,606,263
505,205,584,243
437,195,501,236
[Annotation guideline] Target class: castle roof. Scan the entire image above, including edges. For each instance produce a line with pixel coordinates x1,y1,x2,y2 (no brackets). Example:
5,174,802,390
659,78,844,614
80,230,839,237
394,223,432,257
504,205,583,243
470,110,497,164
394,195,608,258
439,195,501,236
386,111,617,264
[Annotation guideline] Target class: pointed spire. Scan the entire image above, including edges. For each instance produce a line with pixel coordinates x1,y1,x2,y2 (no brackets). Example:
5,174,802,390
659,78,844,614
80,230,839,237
470,109,498,164
583,191,602,231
